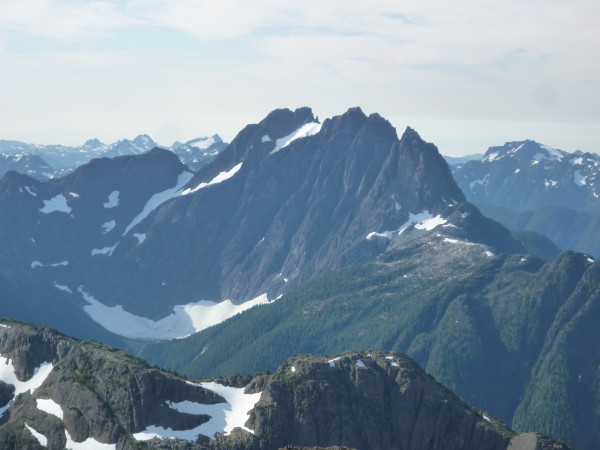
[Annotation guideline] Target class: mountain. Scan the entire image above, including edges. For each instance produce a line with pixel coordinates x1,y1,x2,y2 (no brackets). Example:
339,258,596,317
171,135,228,172
140,247,598,449
0,320,568,450
0,134,226,176
450,140,600,257
443,153,484,165
0,107,593,447
0,107,524,340
0,148,194,345
451,140,600,214
478,204,600,259
0,153,55,181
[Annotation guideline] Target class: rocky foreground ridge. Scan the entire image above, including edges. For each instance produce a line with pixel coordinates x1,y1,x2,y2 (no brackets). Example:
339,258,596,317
0,321,567,450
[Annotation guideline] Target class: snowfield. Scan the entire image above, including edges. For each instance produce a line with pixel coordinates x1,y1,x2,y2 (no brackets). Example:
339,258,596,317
134,382,261,442
79,288,271,340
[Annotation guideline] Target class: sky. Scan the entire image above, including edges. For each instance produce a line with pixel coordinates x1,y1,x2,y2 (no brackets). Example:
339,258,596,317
0,0,598,156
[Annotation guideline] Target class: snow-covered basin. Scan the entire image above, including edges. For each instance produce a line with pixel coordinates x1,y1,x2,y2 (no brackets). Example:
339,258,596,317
134,381,261,441
79,289,271,340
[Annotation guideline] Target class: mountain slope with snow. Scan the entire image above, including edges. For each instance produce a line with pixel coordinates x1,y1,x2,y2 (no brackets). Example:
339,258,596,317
451,140,600,213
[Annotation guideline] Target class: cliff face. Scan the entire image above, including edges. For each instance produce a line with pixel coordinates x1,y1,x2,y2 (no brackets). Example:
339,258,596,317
247,351,513,450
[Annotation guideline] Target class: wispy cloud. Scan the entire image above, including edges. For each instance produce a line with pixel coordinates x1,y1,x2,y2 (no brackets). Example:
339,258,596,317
0,0,137,40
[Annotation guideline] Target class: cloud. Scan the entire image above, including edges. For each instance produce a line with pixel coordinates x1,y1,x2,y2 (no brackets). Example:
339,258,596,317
0,0,137,40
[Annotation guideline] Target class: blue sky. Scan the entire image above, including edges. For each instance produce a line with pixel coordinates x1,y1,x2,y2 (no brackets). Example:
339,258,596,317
0,0,598,155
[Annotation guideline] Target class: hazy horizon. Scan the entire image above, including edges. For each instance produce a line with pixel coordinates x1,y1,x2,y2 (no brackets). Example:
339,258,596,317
1,1,598,156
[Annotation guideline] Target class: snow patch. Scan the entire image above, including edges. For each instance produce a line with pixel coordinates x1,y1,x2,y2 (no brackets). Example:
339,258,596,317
366,211,446,241
485,251,494,257
0,357,53,417
124,171,193,235
391,362,399,367
291,366,296,373
103,191,119,208
261,135,271,143
539,145,564,161
483,152,500,162
414,214,447,231
91,244,118,256
133,233,146,244
514,169,520,174
188,136,216,150
469,176,488,190
102,220,116,233
65,430,115,449
571,157,584,165
328,357,341,368
574,171,587,186
53,283,73,294
482,414,491,423
271,122,322,154
37,398,64,419
181,163,242,195
40,194,71,214
79,288,271,340
366,231,393,240
25,423,47,447
135,382,261,441
587,257,595,263
0,324,9,328
544,179,558,187
355,360,367,369
25,186,37,196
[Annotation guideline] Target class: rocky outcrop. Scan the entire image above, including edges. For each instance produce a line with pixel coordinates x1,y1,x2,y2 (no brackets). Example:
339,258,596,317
247,352,513,450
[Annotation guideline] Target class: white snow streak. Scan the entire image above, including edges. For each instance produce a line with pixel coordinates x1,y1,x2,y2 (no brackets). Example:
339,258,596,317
365,211,446,240
271,122,322,154
328,357,341,367
181,163,243,196
79,288,271,340
53,283,73,294
124,171,193,235
102,220,116,233
37,398,64,420
261,135,271,143
25,423,48,447
39,194,71,214
91,244,118,257
133,233,146,244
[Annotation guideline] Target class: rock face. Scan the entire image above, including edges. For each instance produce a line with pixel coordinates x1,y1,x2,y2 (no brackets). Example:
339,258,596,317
0,321,569,450
0,321,228,449
248,352,513,450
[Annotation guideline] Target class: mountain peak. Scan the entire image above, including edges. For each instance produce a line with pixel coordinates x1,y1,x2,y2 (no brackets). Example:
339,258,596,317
132,134,156,149
82,138,104,149
482,140,566,163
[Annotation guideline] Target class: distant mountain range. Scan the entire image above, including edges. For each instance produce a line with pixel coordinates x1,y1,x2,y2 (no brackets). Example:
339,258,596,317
0,108,598,448
0,134,227,179
450,140,600,257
